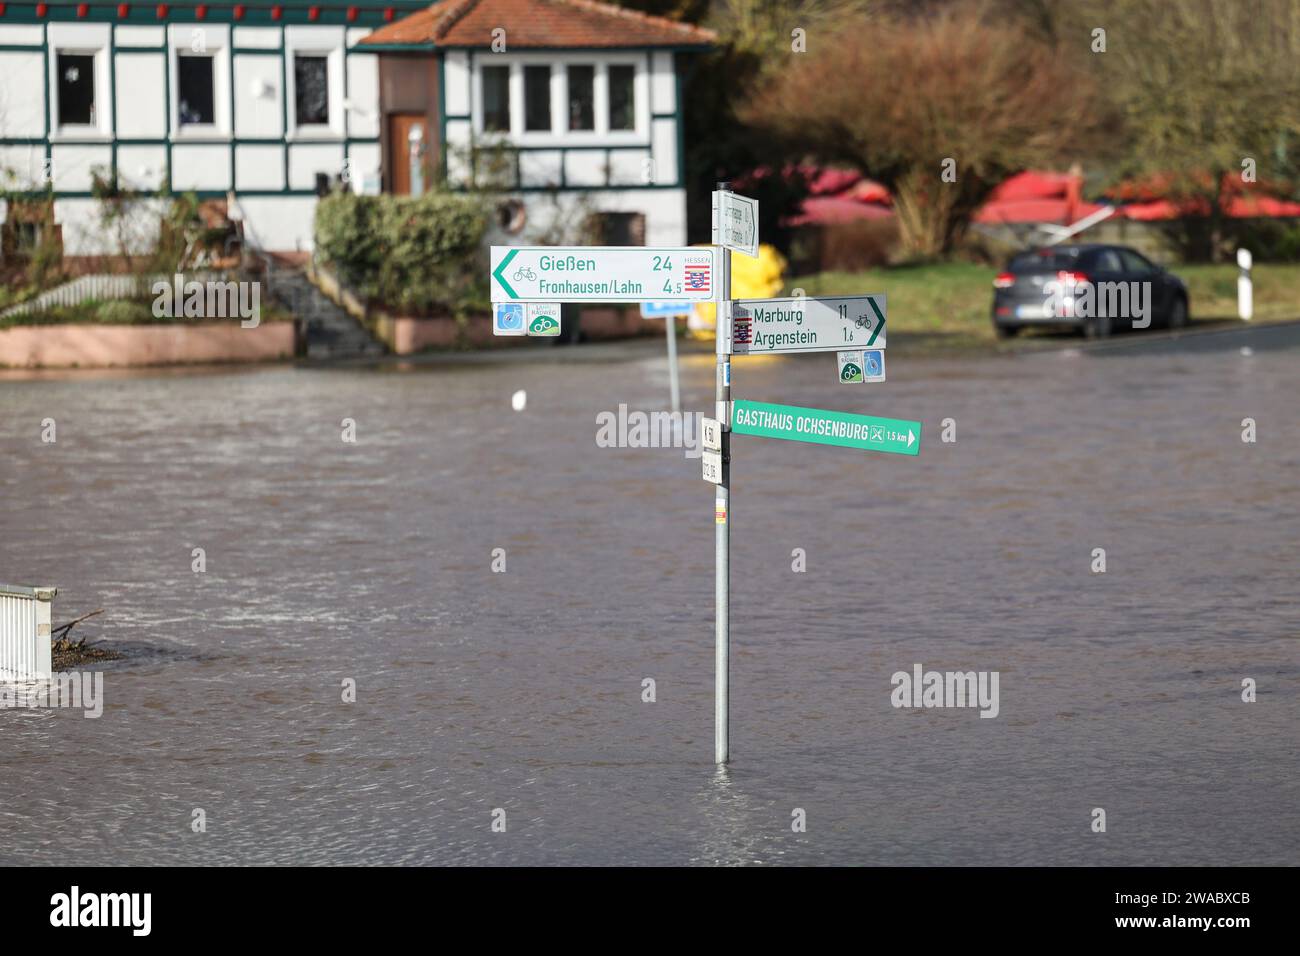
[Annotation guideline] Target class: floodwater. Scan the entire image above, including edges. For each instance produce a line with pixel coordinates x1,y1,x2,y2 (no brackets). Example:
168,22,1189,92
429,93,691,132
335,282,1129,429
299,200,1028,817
1,325,1297,866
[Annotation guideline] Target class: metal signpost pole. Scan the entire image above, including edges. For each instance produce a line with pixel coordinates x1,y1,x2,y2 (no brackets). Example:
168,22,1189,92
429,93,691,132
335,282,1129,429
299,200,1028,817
665,307,681,414
714,182,732,765
492,189,920,765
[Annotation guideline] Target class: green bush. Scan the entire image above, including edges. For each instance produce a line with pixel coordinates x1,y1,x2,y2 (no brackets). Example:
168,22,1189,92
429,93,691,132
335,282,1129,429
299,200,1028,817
0,298,154,329
314,190,488,313
94,299,153,324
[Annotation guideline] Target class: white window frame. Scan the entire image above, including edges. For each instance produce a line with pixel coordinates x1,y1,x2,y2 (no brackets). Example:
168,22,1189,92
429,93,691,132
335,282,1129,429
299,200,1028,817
471,52,647,147
478,62,511,135
50,46,110,141
168,25,232,141
286,47,345,139
564,63,597,133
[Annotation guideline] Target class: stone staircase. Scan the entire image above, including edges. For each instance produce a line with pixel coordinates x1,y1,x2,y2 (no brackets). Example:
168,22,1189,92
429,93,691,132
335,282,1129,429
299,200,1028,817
273,270,385,360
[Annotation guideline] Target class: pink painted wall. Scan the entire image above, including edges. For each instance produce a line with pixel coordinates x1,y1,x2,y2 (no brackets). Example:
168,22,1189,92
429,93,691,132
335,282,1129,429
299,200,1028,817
0,323,295,369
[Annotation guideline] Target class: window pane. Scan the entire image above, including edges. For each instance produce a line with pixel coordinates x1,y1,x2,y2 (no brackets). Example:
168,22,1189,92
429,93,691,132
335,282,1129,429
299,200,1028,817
178,55,215,126
294,55,330,126
1119,249,1153,274
608,65,634,131
567,65,593,131
482,65,510,132
57,53,95,126
1093,250,1122,273
524,65,551,132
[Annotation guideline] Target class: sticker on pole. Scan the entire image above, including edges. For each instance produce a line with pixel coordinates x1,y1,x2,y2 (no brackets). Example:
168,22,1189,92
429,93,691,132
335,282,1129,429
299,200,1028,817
526,303,561,336
863,348,885,382
493,302,527,336
837,351,864,383
716,191,759,258
701,417,722,452
702,451,723,484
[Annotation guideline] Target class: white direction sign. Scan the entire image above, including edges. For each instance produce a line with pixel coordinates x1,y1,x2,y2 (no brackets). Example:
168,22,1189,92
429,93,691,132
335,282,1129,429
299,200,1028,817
701,417,722,452
491,246,714,303
730,294,886,355
717,191,759,258
701,451,723,484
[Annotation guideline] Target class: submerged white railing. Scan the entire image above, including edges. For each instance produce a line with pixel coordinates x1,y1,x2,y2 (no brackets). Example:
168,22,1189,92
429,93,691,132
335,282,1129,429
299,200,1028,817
0,271,226,319
0,584,56,681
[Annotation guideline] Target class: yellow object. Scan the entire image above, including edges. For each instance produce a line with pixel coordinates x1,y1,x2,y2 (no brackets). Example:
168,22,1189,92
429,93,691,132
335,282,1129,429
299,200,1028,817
687,244,787,339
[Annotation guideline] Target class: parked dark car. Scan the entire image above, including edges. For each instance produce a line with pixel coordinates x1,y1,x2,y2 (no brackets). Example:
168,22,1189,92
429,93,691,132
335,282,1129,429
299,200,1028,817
991,244,1189,339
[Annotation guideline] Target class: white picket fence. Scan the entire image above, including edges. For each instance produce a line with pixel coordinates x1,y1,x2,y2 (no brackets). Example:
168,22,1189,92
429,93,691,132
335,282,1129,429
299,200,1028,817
0,275,154,318
0,584,56,681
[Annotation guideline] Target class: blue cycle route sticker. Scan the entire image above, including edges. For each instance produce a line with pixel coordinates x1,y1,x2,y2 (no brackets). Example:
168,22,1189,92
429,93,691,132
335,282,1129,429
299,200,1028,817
864,349,885,381
495,303,525,335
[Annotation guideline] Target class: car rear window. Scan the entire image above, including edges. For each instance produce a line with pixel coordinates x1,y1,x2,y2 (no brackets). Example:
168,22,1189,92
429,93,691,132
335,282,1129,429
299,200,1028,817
1008,249,1085,273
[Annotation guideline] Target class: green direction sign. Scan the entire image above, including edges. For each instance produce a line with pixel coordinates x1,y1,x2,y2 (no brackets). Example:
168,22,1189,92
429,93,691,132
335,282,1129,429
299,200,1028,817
732,400,920,456
491,246,715,303
731,294,886,354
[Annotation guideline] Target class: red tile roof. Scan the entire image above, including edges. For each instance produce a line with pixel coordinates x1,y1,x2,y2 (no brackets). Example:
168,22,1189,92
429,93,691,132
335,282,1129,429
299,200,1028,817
360,0,716,48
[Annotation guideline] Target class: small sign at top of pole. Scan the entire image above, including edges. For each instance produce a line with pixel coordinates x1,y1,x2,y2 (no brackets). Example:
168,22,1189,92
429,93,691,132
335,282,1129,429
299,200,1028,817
716,190,759,258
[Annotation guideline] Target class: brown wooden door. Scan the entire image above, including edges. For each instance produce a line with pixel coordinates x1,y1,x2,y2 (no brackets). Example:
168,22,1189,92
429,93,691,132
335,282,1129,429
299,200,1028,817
389,114,429,195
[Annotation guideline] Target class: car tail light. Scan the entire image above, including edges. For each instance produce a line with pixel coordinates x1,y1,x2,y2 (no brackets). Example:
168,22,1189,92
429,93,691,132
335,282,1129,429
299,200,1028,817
1057,270,1089,286
993,272,1015,289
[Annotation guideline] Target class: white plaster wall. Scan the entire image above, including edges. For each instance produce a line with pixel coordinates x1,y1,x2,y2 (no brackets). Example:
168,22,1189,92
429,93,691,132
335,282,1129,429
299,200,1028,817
444,50,471,116
650,51,675,114
235,144,286,191
0,25,44,45
520,150,562,189
50,144,112,192
53,197,169,257
233,53,284,138
171,144,231,191
563,151,606,188
345,141,381,194
650,117,677,186
345,52,379,139
0,52,45,137
0,144,46,190
502,188,688,247
232,27,280,49
116,26,165,46
234,195,319,252
608,149,652,187
116,144,168,190
288,142,344,190
114,53,167,138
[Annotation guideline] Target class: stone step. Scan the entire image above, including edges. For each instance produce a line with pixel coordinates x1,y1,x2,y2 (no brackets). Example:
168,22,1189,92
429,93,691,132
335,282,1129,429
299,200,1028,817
270,270,385,360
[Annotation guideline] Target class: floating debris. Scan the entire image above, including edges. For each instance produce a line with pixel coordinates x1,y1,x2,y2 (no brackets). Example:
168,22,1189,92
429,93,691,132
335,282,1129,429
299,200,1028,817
50,609,122,670
52,638,123,671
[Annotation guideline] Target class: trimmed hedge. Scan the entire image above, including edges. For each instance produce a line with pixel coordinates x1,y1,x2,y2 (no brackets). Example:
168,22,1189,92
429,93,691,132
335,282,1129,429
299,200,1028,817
314,190,487,313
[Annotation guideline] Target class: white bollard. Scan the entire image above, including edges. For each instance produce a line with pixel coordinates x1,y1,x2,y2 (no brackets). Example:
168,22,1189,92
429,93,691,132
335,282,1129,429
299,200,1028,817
1237,248,1253,321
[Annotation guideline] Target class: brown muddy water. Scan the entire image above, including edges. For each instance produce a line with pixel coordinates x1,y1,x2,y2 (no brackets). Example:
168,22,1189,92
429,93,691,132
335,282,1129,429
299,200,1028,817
1,324,1297,865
